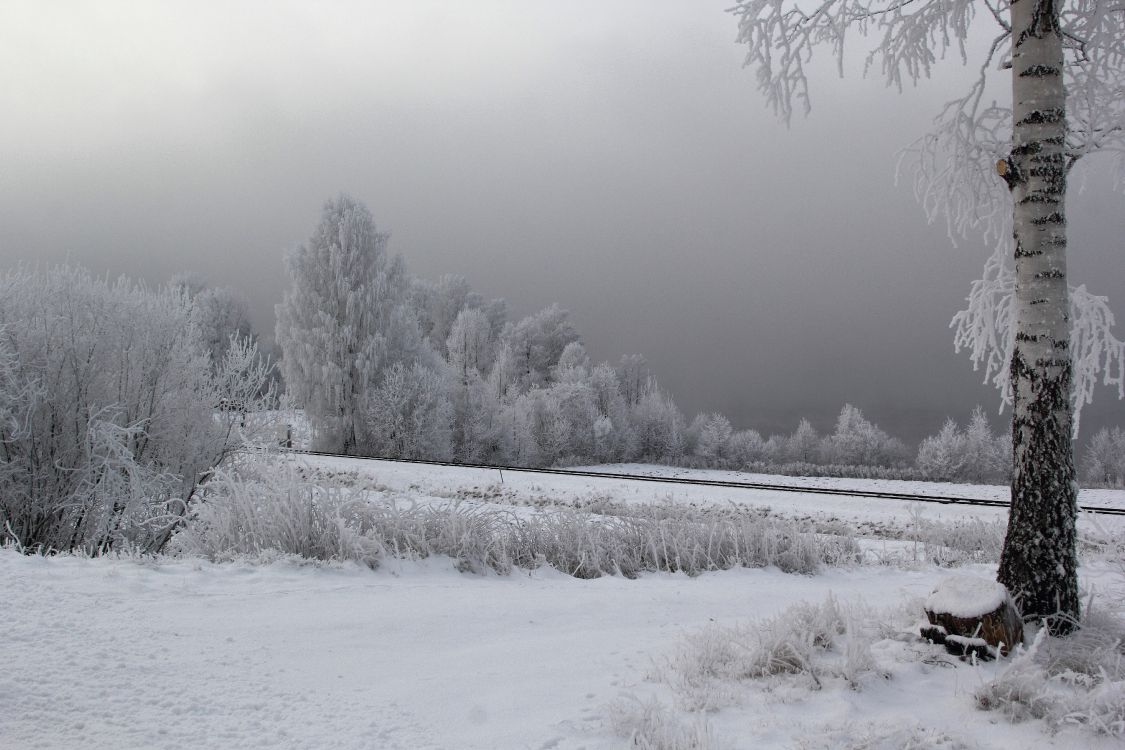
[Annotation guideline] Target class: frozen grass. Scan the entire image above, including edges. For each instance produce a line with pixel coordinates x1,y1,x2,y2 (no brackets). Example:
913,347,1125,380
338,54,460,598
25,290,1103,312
907,511,1006,566
607,696,726,750
792,721,979,749
660,595,894,712
169,461,859,577
976,605,1125,737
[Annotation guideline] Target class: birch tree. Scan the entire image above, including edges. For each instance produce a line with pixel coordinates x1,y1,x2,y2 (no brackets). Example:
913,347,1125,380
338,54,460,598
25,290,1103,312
730,0,1125,629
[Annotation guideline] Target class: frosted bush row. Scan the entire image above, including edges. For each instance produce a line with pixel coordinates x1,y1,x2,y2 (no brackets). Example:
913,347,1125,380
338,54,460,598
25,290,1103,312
168,461,859,576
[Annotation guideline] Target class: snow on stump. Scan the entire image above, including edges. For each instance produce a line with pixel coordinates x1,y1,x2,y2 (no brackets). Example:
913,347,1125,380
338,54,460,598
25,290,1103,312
921,575,1023,660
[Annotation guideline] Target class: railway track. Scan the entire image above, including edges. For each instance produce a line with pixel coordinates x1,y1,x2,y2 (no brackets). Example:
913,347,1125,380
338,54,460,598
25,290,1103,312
290,449,1125,518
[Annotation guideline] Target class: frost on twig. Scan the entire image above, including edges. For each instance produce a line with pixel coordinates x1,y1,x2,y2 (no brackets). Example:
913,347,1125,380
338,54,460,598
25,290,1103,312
951,243,1125,434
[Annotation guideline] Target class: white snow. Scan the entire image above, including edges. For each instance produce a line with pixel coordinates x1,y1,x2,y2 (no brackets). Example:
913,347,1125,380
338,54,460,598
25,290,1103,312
926,575,1009,618
3,455,1123,749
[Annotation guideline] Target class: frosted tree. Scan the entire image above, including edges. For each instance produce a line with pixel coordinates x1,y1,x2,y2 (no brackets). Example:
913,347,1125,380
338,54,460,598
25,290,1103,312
497,304,581,395
961,406,1007,481
728,429,769,466
730,0,1125,628
787,417,821,463
171,272,256,367
446,308,497,461
364,361,453,460
630,382,685,461
617,354,652,408
589,362,636,461
695,413,734,462
411,274,488,357
275,195,410,454
917,419,968,481
823,404,905,468
1080,426,1125,484
447,307,496,382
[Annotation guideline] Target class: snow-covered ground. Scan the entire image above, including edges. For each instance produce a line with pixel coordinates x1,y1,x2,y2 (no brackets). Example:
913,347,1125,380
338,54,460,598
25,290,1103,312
4,455,1123,749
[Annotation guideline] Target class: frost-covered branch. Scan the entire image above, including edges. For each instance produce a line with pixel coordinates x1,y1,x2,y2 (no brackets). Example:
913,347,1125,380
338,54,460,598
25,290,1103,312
730,0,986,122
951,245,1125,434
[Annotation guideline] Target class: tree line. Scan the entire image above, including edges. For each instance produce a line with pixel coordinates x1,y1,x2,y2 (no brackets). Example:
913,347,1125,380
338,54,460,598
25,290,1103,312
1,197,1121,556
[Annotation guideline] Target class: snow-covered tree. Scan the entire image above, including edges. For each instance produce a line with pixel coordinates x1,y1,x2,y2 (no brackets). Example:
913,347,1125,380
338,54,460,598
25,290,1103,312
364,361,452,461
1081,426,1125,485
728,429,768,466
412,274,489,357
917,419,968,482
695,413,734,462
498,305,581,395
730,0,1125,627
617,354,651,408
630,383,684,462
961,406,1007,482
447,307,495,383
172,273,256,367
589,362,635,461
822,404,906,468
275,195,412,454
786,418,821,464
554,341,591,383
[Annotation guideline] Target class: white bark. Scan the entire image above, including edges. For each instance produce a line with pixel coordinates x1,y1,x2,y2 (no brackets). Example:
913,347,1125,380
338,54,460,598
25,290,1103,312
997,0,1079,628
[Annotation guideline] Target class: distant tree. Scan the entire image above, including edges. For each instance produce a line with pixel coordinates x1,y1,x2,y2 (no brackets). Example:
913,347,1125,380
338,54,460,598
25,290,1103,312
630,384,684,462
961,406,1007,483
617,354,651,408
917,419,967,482
1081,426,1125,486
589,362,635,461
695,413,733,463
498,305,580,394
728,429,768,467
823,404,905,468
730,0,1125,629
762,434,788,465
171,272,255,366
554,341,591,382
412,274,487,357
786,418,820,464
275,195,411,454
365,361,452,461
447,308,495,382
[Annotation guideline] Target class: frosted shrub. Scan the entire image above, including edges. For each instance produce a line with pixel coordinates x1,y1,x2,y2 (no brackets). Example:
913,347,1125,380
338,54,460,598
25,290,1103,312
668,595,887,710
976,608,1125,737
0,266,272,554
607,696,725,750
168,465,386,568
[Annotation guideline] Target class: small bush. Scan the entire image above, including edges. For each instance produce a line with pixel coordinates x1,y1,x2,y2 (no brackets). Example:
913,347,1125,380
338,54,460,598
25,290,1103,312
976,607,1125,737
607,696,725,750
665,595,888,711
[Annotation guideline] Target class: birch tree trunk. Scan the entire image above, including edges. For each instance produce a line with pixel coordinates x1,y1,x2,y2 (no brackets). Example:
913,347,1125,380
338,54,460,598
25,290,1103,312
997,0,1080,632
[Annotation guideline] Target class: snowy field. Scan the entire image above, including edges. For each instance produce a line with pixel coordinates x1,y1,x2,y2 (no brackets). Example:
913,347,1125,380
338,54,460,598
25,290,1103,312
3,455,1124,749
298,455,1125,538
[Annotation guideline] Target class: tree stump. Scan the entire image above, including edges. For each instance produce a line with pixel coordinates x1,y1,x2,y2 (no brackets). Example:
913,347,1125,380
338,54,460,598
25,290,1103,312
921,575,1023,660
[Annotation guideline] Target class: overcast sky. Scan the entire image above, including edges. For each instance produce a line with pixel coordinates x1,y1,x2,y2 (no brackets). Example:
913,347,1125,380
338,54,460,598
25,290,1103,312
2,0,1123,443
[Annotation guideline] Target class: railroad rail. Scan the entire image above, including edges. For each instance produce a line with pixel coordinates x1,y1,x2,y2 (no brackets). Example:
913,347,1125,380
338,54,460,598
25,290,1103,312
289,449,1125,518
